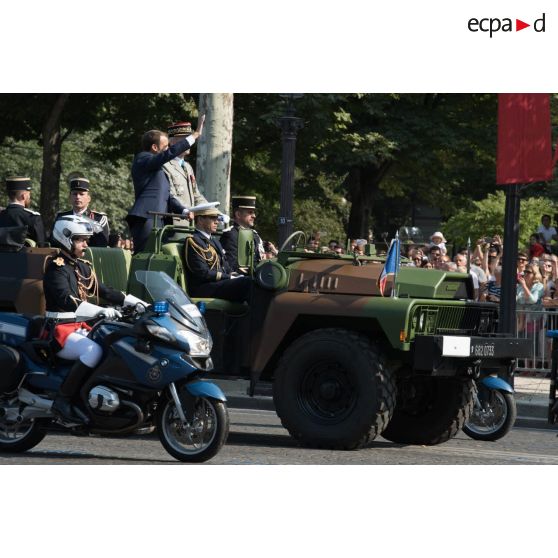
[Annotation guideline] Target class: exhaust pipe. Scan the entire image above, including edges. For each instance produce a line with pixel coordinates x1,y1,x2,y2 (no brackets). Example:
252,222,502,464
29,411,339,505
18,388,54,411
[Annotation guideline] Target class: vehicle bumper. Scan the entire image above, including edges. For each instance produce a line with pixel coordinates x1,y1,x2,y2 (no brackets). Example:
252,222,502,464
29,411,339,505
413,335,531,375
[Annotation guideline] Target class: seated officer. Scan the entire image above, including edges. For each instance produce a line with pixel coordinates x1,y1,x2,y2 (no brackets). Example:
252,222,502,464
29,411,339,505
53,176,109,247
220,195,266,274
184,206,251,302
0,176,46,246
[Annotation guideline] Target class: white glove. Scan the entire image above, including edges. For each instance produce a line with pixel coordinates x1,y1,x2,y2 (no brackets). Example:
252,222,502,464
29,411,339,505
124,294,148,310
101,307,122,320
181,208,189,216
75,301,121,320
218,213,230,225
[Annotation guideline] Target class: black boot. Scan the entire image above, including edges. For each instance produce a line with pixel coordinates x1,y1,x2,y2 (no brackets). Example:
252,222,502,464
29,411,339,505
52,360,93,424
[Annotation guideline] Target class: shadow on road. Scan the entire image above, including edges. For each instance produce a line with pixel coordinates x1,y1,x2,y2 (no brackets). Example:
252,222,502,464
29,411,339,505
0,450,173,464
227,430,408,450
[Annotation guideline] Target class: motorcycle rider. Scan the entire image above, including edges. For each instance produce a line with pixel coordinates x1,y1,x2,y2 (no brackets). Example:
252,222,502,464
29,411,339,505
43,215,146,423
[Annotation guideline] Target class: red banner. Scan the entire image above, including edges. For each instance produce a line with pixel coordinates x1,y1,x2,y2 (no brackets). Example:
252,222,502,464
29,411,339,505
497,93,553,185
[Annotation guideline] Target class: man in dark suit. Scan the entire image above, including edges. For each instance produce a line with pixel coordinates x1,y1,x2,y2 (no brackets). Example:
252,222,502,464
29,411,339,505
53,177,110,247
126,115,205,253
184,206,251,302
0,176,46,246
220,195,267,274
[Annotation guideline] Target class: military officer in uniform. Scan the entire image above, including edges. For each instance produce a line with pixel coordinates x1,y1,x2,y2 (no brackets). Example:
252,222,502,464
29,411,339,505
53,177,110,247
0,176,46,246
184,206,251,302
163,121,209,225
220,196,267,274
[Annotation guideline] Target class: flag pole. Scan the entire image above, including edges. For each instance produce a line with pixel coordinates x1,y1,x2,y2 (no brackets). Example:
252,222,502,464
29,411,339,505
391,231,400,299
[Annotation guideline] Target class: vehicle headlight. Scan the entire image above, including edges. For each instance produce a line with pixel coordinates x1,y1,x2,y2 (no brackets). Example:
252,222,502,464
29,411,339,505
175,329,212,356
418,311,426,332
145,323,176,343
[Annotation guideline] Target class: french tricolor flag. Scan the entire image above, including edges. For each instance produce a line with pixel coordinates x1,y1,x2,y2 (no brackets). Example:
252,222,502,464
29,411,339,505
377,233,400,297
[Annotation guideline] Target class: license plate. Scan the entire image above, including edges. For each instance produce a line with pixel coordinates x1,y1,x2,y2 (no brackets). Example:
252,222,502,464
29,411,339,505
470,341,496,358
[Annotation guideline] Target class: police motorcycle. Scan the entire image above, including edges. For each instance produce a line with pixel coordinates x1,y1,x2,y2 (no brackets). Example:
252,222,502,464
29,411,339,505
462,372,516,441
0,270,229,463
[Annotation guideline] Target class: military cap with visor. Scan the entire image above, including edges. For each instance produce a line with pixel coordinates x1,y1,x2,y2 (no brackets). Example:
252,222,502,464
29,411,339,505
167,121,193,137
69,177,90,192
195,206,220,217
232,195,256,211
5,176,32,192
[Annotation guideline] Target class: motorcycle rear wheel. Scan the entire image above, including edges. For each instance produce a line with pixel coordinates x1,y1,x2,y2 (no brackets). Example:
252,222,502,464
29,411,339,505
462,389,516,441
156,396,229,463
0,418,46,453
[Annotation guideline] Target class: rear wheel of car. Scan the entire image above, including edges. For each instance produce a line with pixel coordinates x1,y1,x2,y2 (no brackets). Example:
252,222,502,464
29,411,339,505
273,328,396,450
381,377,474,445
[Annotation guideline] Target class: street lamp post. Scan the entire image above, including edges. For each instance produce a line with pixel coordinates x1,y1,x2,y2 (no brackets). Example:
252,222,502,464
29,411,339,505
277,94,303,248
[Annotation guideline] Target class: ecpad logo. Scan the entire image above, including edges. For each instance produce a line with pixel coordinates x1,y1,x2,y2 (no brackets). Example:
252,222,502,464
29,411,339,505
468,13,546,37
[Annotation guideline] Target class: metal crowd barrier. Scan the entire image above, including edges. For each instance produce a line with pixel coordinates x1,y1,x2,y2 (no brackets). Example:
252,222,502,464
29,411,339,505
515,306,558,375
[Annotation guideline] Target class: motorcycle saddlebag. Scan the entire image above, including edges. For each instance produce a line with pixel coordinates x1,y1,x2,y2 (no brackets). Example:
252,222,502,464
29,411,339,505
0,345,24,392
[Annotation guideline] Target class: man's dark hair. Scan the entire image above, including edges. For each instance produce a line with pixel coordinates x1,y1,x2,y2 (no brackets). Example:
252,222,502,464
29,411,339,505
542,214,551,221
141,130,166,152
429,245,441,254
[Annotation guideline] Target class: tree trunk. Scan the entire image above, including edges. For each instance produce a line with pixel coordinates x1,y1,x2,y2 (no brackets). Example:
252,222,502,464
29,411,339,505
346,162,392,240
40,93,69,230
196,94,234,215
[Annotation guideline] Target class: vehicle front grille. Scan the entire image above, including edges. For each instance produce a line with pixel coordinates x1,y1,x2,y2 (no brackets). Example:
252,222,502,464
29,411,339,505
411,305,498,338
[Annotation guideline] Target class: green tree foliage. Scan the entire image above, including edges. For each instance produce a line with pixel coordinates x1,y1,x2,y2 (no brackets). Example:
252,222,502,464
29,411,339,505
443,190,557,251
0,133,133,234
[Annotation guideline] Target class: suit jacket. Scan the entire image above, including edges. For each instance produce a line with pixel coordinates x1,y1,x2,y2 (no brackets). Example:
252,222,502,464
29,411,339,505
54,208,110,247
43,251,125,312
127,137,193,223
184,229,232,292
220,223,264,273
0,203,46,245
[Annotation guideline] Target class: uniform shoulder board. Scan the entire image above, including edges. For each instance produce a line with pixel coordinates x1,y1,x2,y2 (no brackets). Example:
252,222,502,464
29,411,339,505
23,207,41,216
90,211,108,227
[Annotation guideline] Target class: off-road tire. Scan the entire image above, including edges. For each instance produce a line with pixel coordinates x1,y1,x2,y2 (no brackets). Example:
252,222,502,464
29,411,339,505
381,377,474,445
273,328,396,450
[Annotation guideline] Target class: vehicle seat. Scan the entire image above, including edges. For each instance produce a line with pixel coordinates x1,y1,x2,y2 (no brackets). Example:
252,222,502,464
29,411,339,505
85,247,131,293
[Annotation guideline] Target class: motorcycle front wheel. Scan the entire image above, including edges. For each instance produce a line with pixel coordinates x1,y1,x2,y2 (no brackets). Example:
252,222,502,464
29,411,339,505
156,396,229,463
462,389,516,441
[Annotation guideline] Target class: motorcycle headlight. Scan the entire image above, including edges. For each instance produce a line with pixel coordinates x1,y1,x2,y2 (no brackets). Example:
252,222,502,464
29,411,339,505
175,329,212,357
145,323,176,344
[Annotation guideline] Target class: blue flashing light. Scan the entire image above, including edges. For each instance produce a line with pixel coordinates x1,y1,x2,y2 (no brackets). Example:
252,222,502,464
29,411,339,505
197,301,206,315
153,300,169,314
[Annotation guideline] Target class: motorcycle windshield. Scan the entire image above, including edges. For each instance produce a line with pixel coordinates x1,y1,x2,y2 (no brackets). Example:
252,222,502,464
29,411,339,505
135,270,207,334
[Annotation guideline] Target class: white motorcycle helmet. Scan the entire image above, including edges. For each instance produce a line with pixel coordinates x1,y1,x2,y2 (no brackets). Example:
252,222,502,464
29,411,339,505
52,215,103,252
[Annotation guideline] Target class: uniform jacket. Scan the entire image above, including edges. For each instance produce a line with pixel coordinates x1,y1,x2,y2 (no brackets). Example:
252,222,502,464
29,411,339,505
127,137,194,223
43,251,125,312
54,208,110,247
0,203,46,245
184,229,232,292
163,159,208,208
220,223,264,273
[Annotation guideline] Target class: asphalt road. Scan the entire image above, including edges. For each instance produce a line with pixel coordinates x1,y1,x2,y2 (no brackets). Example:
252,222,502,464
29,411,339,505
2,407,558,464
